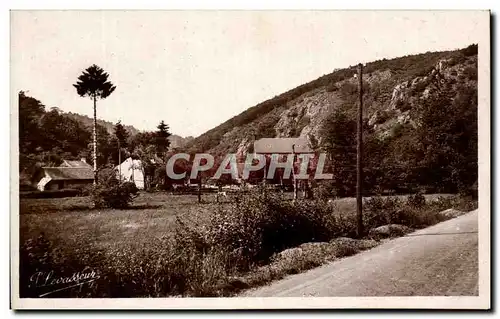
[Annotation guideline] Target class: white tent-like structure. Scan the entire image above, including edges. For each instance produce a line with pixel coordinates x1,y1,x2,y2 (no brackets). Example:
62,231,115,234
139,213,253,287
115,157,145,190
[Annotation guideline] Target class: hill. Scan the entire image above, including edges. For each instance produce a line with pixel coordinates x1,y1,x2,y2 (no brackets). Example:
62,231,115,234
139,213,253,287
63,112,192,149
185,45,478,156
184,44,478,195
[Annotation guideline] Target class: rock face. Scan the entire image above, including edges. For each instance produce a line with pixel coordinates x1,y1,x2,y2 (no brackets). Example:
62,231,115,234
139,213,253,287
368,224,413,239
438,208,466,219
274,237,379,264
187,48,477,156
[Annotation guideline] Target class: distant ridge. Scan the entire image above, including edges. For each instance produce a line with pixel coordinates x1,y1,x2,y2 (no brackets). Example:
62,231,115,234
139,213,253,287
63,112,193,148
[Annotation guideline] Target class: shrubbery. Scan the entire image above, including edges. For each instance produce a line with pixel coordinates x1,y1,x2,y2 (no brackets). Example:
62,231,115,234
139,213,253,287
313,180,337,200
364,194,477,230
407,192,426,209
177,189,339,272
91,169,139,208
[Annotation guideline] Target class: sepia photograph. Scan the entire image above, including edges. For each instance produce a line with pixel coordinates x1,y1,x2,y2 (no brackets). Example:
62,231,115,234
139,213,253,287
10,9,490,309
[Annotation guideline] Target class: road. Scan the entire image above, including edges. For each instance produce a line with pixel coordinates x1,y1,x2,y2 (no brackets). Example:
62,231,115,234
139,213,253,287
243,210,478,297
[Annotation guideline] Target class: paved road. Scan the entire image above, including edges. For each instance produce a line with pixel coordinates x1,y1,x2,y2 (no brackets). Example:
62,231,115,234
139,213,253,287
243,210,478,297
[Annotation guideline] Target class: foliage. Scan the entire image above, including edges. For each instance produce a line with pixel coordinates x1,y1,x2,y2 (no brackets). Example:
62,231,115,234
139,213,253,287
73,64,116,100
20,44,477,197
313,180,337,200
208,190,346,270
411,81,478,193
319,109,357,197
91,169,139,208
18,92,92,182
363,195,474,229
73,64,116,183
155,120,172,157
114,120,129,149
364,196,402,228
407,192,426,209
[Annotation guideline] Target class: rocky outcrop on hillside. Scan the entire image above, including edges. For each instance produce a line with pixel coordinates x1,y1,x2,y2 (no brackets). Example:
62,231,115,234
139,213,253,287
270,55,476,146
187,45,477,156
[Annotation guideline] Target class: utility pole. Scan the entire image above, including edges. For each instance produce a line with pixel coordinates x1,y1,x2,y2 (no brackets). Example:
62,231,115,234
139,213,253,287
356,63,364,238
292,144,298,200
118,138,121,184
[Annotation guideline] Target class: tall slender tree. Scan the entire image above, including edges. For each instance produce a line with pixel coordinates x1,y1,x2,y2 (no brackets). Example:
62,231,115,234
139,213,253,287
114,120,129,149
73,64,116,183
114,120,129,181
155,120,171,158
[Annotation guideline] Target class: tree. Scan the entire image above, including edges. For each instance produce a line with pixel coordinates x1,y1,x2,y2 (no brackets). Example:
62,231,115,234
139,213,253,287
114,120,129,149
19,91,45,154
73,64,116,183
412,81,477,193
113,121,129,175
155,120,171,158
320,109,357,197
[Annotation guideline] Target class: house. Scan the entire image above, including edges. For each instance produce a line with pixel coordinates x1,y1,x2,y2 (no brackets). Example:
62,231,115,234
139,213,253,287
252,137,314,185
35,166,94,191
115,157,145,189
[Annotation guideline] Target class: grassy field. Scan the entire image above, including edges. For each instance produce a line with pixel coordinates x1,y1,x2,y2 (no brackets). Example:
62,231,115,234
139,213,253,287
19,191,471,297
19,192,458,256
20,193,225,255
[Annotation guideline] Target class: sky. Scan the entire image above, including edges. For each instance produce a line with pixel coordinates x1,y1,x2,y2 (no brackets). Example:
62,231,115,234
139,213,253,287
11,10,485,137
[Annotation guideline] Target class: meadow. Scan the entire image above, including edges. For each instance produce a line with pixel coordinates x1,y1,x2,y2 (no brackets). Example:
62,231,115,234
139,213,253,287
18,191,476,297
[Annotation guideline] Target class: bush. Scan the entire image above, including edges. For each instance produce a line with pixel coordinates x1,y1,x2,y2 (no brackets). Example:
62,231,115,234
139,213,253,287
339,82,358,99
364,196,402,228
363,194,476,231
78,184,94,197
205,189,337,271
313,180,337,200
430,195,478,213
407,192,426,209
91,181,138,209
91,169,139,208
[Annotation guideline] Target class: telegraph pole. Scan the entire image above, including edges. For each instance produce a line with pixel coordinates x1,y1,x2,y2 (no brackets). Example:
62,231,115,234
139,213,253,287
118,138,121,184
356,63,364,238
292,144,298,200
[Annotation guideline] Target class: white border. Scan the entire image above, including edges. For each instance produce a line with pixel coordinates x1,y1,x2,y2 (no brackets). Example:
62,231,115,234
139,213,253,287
8,8,491,310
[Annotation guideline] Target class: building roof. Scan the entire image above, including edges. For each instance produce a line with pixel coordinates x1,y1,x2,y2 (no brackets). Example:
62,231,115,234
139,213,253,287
60,159,92,168
42,167,94,180
254,137,313,154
